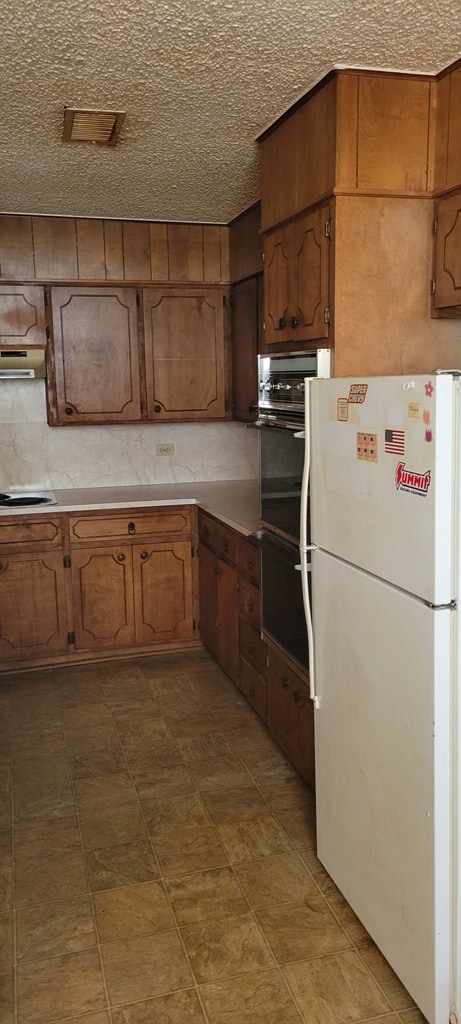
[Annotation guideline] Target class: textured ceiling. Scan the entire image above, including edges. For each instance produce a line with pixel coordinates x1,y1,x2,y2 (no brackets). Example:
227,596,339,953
0,0,460,223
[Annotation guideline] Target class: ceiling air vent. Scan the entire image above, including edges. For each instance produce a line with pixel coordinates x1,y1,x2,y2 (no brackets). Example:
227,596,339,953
63,107,126,146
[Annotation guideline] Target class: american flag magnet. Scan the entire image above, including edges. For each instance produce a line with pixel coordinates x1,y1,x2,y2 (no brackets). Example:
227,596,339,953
384,429,405,455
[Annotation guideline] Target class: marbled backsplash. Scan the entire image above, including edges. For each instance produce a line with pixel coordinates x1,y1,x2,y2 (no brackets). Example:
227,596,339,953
0,381,258,489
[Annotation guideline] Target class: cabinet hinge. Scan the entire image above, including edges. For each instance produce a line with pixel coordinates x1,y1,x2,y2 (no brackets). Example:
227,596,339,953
325,218,332,239
63,554,71,569
193,618,197,632
433,217,438,236
191,545,195,558
44,291,49,306
67,631,75,645
46,325,50,340
263,320,266,331
262,252,265,263
431,278,437,295
324,306,332,325
223,295,227,307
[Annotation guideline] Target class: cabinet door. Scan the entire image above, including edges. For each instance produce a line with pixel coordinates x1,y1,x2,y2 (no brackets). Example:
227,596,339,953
143,287,227,421
291,206,330,343
433,191,461,312
49,287,141,424
263,226,292,345
198,543,218,659
71,546,136,650
133,541,194,643
0,285,46,346
231,276,259,422
216,557,240,685
267,652,315,787
0,551,68,659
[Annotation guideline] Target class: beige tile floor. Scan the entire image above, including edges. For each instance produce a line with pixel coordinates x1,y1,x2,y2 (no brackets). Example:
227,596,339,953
0,649,429,1024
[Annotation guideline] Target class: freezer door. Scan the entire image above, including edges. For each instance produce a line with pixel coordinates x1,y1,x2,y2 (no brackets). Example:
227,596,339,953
309,374,454,604
312,549,452,1024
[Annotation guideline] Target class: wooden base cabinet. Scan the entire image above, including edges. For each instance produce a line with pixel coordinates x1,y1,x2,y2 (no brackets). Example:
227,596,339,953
267,647,315,788
0,550,69,660
69,512,196,654
197,511,239,684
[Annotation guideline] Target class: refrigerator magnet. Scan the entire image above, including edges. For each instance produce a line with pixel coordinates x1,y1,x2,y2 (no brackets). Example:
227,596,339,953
348,383,368,404
395,462,431,495
423,409,431,424
408,402,420,418
425,429,433,442
424,381,434,397
357,432,378,461
337,398,348,421
384,429,405,455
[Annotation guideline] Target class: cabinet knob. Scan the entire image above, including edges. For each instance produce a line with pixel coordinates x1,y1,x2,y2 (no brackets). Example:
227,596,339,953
282,677,289,689
291,316,300,329
222,538,229,553
154,404,162,413
277,317,287,330
293,690,301,702
65,407,74,416
140,551,149,560
247,641,255,655
128,522,136,534
247,557,254,571
117,553,126,562
247,598,254,612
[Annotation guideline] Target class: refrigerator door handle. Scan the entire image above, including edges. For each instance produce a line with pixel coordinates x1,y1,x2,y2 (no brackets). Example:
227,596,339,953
300,547,319,708
299,378,312,550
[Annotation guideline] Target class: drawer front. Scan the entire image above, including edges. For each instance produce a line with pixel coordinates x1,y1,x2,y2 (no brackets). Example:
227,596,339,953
0,516,62,552
69,509,191,544
239,578,260,627
216,523,238,565
198,512,218,550
240,659,267,721
239,619,267,676
238,538,260,586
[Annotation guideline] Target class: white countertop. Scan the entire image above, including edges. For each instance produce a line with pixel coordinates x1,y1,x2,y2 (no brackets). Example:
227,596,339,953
0,480,260,537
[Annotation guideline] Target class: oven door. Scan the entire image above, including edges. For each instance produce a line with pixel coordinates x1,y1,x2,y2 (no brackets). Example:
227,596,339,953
259,419,307,545
261,529,309,671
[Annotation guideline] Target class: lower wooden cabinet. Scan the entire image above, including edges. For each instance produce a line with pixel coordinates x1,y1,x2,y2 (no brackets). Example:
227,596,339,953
0,550,69,659
197,511,239,684
267,647,315,788
0,506,197,668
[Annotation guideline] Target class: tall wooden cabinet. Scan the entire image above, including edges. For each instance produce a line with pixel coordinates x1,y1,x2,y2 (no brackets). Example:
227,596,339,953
258,67,461,372
229,203,263,422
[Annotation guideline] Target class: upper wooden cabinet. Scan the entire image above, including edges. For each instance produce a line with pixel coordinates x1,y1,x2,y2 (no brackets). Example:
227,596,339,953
47,285,229,425
263,206,330,347
143,287,228,421
433,189,461,314
0,284,46,346
259,70,434,233
231,275,260,421
48,286,141,425
0,217,229,284
433,60,461,194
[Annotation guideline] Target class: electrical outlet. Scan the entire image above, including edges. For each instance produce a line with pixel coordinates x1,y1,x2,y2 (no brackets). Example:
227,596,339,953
156,443,174,456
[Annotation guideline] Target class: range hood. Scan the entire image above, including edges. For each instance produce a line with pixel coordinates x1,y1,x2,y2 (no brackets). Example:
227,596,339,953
0,349,46,379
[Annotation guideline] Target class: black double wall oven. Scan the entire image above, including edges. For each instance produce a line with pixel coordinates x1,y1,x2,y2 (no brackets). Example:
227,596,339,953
258,351,330,671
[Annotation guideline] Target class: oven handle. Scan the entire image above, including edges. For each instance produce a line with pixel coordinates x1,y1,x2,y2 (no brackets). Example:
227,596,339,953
247,419,305,432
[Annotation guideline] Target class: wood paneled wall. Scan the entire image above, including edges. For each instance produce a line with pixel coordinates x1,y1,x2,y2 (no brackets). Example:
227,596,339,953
0,216,230,284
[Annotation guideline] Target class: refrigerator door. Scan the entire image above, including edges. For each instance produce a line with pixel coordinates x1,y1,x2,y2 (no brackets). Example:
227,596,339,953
309,374,455,604
312,548,452,1024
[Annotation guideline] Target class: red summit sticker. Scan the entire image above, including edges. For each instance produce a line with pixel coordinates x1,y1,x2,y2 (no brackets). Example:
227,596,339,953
395,462,431,496
348,383,368,404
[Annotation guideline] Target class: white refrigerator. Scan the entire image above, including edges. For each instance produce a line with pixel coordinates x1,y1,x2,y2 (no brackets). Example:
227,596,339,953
300,372,461,1024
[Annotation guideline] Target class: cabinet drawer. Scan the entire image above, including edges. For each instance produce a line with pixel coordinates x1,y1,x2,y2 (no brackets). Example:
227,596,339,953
240,659,267,721
69,509,191,544
238,538,260,586
239,619,267,676
239,578,260,627
216,523,238,565
198,512,218,550
0,516,63,552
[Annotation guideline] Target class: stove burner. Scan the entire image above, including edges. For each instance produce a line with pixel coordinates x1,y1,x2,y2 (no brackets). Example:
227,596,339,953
0,491,57,507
